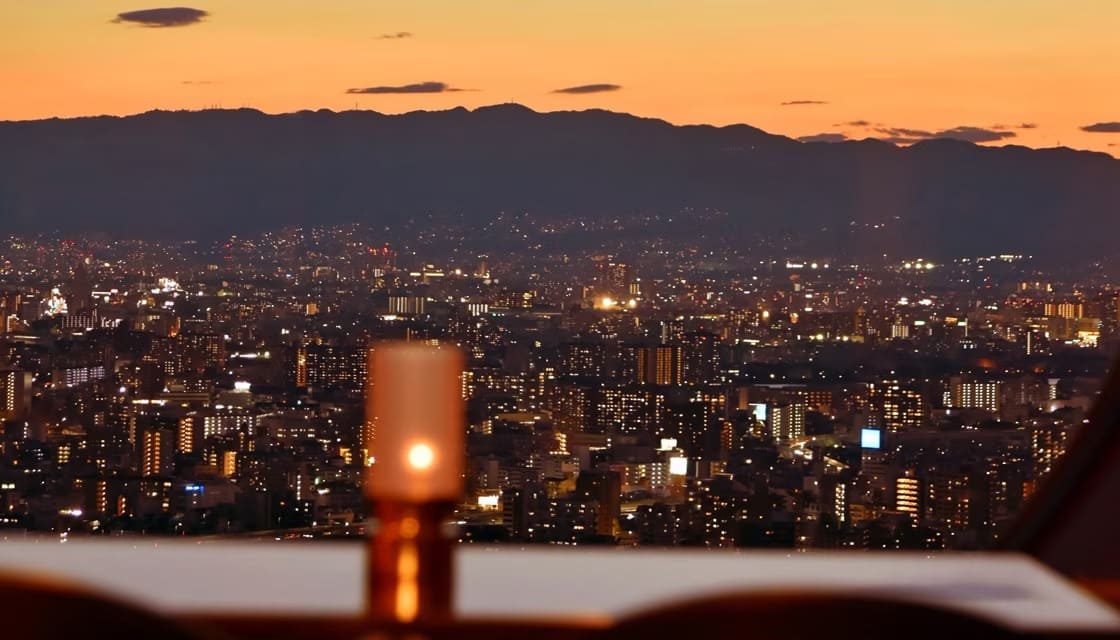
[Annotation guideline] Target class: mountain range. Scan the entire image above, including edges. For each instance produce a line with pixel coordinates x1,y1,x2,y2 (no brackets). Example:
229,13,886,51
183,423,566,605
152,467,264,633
0,104,1117,262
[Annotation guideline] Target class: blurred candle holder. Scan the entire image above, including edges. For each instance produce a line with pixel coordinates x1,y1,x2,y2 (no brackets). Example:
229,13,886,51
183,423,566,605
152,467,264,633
364,343,464,625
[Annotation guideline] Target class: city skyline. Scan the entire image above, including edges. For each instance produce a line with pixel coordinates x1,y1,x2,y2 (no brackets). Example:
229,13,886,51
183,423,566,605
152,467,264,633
3,1,1120,156
0,221,1111,548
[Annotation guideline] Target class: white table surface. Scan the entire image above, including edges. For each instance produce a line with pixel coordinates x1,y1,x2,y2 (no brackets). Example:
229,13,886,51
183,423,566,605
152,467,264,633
0,539,1116,633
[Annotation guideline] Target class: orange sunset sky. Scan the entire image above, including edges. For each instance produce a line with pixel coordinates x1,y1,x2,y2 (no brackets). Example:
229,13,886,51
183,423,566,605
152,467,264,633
3,1,1119,155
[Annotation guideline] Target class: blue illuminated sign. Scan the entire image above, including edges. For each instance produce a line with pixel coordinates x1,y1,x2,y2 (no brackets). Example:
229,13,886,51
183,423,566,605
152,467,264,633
860,428,882,450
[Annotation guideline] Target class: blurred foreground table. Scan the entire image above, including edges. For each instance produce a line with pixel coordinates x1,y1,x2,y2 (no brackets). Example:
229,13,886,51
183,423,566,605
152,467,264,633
0,539,1117,637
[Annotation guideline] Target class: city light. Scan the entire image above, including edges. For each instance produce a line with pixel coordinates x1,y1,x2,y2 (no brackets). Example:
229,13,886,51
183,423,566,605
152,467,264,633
0,220,1100,554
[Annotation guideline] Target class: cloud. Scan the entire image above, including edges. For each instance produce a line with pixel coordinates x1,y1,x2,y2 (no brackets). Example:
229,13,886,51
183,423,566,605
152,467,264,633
781,100,828,106
551,83,622,95
1082,122,1120,133
376,32,412,40
836,120,871,127
992,122,1038,130
872,124,1015,145
112,7,208,27
876,126,936,138
346,81,465,94
798,133,849,143
933,126,1016,143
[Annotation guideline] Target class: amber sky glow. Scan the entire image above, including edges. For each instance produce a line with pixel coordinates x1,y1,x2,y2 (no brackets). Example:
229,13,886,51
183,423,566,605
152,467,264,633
2,1,1119,154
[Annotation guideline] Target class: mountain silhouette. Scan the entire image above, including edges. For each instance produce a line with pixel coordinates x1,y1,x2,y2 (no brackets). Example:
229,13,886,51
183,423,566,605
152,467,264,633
0,104,1117,261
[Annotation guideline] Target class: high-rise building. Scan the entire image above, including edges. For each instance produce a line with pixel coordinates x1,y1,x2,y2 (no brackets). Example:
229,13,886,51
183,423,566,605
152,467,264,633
574,470,622,537
0,294,15,335
174,333,227,373
660,319,685,345
680,331,721,384
1030,420,1071,479
176,414,200,454
596,386,660,435
596,262,631,297
388,295,426,315
639,345,682,386
54,365,106,389
559,342,606,379
769,402,806,442
294,344,367,389
1044,301,1083,319
949,376,1001,413
552,384,594,433
0,370,32,421
868,381,926,432
68,261,93,313
141,428,174,477
895,471,921,521
925,470,971,533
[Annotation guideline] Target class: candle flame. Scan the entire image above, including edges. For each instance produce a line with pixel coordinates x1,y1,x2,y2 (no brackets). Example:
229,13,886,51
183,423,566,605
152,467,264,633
407,442,435,470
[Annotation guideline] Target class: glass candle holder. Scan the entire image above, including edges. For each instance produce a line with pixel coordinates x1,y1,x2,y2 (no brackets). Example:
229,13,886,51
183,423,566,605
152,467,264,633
364,343,464,624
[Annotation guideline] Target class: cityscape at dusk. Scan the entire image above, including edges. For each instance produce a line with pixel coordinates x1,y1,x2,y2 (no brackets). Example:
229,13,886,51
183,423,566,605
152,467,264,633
0,219,1114,549
5,4,1120,637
